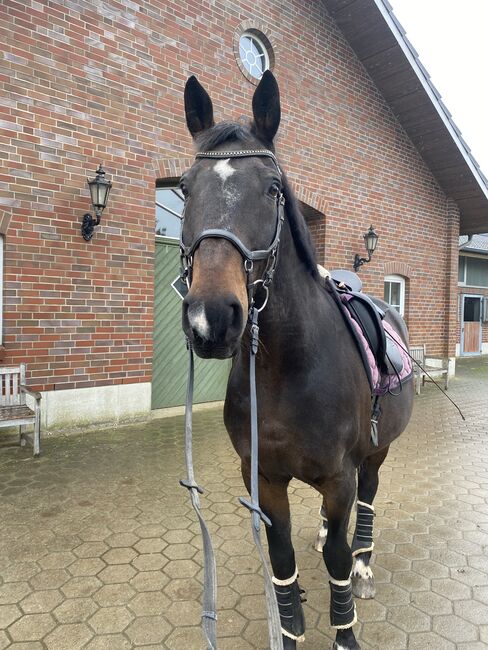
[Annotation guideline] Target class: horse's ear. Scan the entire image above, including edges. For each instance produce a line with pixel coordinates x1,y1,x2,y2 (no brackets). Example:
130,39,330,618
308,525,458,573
251,70,281,144
184,75,215,138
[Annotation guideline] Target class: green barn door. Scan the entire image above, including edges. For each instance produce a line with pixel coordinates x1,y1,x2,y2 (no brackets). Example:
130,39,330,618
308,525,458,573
152,184,230,409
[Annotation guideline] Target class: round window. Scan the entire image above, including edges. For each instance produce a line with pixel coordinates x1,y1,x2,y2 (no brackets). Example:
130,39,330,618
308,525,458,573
239,32,270,79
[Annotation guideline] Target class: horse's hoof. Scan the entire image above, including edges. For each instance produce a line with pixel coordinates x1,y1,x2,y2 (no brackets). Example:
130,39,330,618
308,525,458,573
352,574,376,599
283,635,297,649
332,642,361,650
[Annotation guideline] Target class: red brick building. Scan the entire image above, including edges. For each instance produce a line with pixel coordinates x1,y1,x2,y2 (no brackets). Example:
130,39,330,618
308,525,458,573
1,0,487,428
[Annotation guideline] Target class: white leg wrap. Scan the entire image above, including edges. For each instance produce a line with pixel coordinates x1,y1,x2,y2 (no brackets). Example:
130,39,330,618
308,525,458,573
357,500,375,511
332,605,357,630
329,576,351,587
272,566,298,586
329,577,357,629
352,542,374,556
352,500,375,556
282,627,305,642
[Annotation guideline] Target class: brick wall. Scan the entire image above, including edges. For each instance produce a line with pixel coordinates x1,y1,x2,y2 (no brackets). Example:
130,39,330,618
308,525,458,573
0,0,459,393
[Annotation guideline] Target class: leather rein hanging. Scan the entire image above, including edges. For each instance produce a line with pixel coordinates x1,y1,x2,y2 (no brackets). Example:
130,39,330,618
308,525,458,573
179,149,285,650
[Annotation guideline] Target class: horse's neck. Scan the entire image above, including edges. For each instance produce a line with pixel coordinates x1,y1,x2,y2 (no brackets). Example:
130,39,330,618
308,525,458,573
255,237,336,363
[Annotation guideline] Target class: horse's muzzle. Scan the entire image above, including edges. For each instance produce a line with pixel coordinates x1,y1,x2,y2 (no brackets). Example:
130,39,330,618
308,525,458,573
182,293,245,359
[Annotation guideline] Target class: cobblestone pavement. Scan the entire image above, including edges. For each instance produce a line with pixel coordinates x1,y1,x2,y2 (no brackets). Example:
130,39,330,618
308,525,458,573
0,356,487,649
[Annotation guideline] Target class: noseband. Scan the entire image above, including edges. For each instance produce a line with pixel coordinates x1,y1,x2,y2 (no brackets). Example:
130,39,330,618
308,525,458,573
179,149,285,311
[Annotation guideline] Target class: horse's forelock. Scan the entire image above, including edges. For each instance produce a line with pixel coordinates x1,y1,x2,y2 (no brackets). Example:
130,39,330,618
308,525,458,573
195,121,257,152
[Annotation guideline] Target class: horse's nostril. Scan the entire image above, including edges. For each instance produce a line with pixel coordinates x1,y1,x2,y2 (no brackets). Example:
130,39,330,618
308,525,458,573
230,300,243,333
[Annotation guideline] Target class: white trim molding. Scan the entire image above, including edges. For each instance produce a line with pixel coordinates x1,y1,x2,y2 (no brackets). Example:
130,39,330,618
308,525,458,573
384,274,405,317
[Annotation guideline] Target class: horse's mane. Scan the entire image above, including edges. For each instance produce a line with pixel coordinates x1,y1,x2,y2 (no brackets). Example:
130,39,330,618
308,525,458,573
195,122,319,280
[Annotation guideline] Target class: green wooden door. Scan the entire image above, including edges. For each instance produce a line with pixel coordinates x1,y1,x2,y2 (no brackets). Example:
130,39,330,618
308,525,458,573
152,239,230,409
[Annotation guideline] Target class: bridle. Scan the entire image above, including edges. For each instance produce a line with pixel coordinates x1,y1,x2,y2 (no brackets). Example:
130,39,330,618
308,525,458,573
179,148,286,650
179,149,285,313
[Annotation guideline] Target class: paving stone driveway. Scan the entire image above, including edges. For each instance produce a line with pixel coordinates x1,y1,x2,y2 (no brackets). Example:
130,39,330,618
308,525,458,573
0,357,487,649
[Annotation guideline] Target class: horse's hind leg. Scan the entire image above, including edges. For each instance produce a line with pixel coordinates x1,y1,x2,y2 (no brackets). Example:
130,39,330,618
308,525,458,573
314,500,328,552
351,446,389,600
241,466,305,649
320,467,360,650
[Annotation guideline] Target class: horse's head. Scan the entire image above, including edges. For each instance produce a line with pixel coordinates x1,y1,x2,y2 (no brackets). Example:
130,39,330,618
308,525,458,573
180,71,283,359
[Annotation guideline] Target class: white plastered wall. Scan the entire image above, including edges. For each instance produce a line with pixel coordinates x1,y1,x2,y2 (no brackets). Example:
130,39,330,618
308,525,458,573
32,382,152,431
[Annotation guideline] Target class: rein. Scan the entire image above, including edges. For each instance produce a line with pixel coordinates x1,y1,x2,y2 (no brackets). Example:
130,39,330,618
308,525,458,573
179,149,285,649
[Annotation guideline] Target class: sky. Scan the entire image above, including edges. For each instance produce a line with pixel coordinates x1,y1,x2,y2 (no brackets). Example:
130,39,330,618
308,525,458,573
390,0,488,179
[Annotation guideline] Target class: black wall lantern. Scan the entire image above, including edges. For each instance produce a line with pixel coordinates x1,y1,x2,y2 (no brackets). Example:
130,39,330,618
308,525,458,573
353,225,379,272
82,164,112,241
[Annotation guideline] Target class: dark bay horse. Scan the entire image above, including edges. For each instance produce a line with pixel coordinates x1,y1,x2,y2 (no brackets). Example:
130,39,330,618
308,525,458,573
180,71,413,650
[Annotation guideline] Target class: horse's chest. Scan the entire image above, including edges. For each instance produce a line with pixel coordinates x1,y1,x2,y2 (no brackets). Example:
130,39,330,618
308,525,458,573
224,347,372,478
225,385,356,482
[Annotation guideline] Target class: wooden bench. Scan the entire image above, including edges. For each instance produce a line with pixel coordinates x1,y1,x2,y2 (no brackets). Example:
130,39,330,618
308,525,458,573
0,364,41,457
409,345,449,395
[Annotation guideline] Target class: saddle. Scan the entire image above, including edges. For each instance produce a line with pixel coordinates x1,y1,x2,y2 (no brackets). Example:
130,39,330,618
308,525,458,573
328,270,404,389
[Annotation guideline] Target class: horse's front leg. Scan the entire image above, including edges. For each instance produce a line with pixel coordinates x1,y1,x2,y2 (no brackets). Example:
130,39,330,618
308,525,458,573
241,464,305,649
320,468,360,650
351,446,389,600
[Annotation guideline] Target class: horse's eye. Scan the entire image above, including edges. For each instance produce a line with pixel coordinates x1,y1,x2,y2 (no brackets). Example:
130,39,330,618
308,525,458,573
179,182,189,199
269,184,280,199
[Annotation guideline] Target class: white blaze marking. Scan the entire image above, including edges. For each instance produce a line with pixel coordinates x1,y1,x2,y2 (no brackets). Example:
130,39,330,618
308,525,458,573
188,303,210,339
214,158,235,182
352,558,373,580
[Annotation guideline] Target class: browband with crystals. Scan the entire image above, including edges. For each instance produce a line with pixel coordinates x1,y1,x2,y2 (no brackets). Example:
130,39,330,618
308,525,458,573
195,149,281,175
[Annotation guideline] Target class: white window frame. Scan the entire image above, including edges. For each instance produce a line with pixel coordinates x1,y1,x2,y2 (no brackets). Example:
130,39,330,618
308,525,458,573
458,255,467,285
239,32,270,79
458,253,488,289
384,274,405,317
155,184,184,242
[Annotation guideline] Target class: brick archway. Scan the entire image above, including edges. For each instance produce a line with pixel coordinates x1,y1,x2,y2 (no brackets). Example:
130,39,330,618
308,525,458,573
292,181,327,265
154,157,194,180
383,261,413,278
292,183,327,218
0,208,12,234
